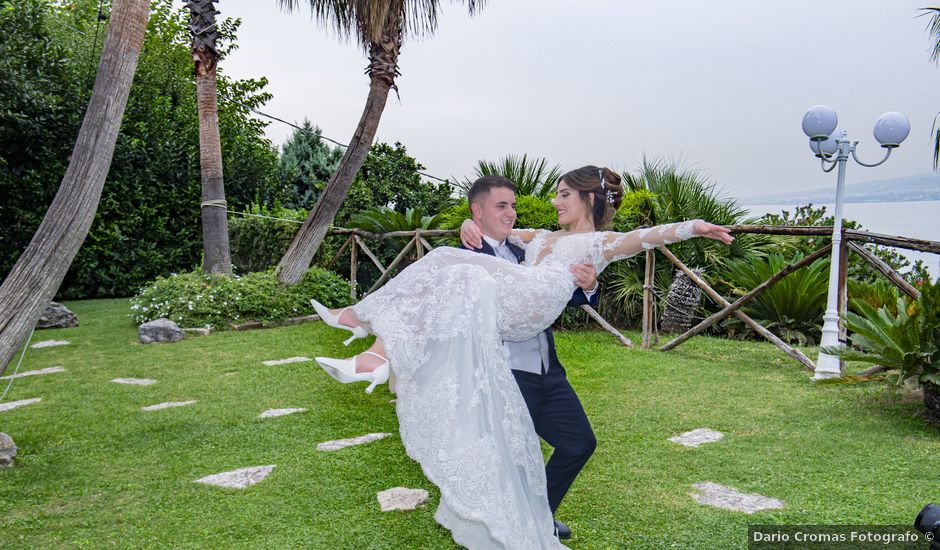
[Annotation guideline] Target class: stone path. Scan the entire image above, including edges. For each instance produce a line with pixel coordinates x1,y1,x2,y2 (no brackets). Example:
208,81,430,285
377,487,429,511
259,408,306,418
194,465,275,489
669,428,725,448
141,400,197,411
0,367,65,380
0,398,42,413
30,340,70,349
111,378,157,386
317,432,392,451
691,482,784,513
262,357,312,366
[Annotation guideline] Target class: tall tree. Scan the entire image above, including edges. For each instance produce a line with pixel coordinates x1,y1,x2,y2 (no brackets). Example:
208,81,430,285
0,0,150,375
275,0,483,284
187,0,232,275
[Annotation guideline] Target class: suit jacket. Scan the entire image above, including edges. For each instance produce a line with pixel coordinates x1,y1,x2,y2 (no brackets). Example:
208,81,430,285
459,240,599,372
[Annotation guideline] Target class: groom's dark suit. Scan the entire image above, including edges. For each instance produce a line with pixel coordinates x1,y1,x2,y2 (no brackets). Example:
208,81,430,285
462,239,597,513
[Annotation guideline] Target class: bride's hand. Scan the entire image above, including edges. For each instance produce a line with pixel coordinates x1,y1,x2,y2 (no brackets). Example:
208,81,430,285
694,220,735,244
460,219,484,249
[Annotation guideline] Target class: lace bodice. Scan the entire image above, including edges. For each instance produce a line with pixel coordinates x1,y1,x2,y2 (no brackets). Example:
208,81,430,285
510,220,700,274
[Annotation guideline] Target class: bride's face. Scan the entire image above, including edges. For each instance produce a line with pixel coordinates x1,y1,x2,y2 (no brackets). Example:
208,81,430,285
553,180,591,227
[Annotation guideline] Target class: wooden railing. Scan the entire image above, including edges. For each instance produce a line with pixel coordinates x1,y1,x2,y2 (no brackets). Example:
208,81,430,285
325,225,939,371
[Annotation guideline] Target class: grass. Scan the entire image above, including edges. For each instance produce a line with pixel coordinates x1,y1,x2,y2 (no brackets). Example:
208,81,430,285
0,299,937,549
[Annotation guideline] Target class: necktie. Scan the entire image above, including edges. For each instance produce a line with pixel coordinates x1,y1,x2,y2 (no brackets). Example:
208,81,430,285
496,243,516,263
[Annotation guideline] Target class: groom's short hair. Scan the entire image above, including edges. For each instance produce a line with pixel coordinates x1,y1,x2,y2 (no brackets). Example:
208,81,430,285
468,175,516,206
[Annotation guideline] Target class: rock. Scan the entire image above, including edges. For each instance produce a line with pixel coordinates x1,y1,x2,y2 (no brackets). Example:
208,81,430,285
691,482,784,513
0,433,15,467
138,318,184,344
111,378,157,386
316,432,392,451
141,400,196,411
669,428,725,448
30,340,70,349
262,357,311,366
182,327,213,336
194,465,275,489
36,302,78,329
377,487,429,511
0,366,65,380
259,408,307,418
0,398,42,413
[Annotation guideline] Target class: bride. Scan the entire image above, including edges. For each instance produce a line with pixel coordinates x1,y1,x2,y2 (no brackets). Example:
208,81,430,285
311,166,733,548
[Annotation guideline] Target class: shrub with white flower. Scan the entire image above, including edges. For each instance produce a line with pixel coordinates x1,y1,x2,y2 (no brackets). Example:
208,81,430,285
129,267,350,329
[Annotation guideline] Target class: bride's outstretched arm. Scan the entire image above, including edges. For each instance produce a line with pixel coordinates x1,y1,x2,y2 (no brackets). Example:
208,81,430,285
601,220,734,263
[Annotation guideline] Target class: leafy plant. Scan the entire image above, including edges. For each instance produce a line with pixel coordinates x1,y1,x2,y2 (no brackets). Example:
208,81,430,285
279,119,344,209
827,278,939,382
130,266,350,329
455,154,562,198
720,253,830,345
228,204,308,273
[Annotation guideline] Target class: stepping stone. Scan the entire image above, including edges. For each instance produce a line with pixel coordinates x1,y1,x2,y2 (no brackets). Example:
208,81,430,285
669,428,725,448
377,487,429,511
691,482,784,513
182,327,212,336
30,340,70,349
141,400,196,411
1,366,65,380
194,465,275,489
316,432,392,451
111,378,157,386
0,432,16,467
259,408,307,418
0,398,42,413
262,357,311,366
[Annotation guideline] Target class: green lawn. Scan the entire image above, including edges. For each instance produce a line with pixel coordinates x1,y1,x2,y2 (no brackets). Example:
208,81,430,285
1,299,936,549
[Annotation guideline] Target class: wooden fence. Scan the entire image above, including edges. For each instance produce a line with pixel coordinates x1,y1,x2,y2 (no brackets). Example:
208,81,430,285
324,225,940,372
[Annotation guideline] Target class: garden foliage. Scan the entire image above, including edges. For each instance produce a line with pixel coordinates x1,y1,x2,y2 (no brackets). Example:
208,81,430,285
130,267,350,329
0,0,280,298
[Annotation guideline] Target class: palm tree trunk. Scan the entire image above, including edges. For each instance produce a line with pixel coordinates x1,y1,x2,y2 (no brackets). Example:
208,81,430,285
277,8,402,284
188,0,231,275
0,0,150,376
660,269,703,333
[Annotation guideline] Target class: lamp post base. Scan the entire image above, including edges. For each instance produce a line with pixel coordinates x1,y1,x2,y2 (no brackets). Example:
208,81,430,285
814,310,843,380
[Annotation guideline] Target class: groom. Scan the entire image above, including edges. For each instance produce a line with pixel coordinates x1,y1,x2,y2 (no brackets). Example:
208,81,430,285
460,175,598,540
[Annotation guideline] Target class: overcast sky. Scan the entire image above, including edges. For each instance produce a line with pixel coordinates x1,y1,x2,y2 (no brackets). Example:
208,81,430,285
188,0,940,198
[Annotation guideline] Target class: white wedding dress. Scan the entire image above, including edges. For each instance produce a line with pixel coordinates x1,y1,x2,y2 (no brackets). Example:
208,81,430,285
351,221,699,549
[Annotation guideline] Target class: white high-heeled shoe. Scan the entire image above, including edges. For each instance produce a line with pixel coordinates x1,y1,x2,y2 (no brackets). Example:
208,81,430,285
315,352,390,394
310,298,368,346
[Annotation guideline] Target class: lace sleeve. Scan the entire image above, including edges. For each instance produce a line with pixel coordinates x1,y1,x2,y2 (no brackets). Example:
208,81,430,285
601,220,701,263
510,228,547,244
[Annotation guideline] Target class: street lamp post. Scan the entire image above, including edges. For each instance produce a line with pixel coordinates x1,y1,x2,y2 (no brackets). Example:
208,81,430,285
801,105,911,380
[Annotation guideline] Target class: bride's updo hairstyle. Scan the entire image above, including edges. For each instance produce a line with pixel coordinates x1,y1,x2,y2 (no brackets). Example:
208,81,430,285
557,166,624,229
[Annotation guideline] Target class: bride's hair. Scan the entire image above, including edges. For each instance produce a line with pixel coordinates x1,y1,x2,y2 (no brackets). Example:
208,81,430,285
557,166,624,229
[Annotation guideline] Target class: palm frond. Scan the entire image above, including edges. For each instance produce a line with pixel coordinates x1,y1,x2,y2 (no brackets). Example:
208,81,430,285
277,0,484,46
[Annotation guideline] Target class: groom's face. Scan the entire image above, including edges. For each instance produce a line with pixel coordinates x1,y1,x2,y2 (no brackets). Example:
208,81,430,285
472,186,516,242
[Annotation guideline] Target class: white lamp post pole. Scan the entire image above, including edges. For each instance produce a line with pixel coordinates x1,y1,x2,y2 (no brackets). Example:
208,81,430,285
801,106,911,380
814,134,850,379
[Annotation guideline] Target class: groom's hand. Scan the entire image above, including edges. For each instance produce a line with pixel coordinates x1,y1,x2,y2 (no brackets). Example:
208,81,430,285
570,263,597,292
460,219,484,249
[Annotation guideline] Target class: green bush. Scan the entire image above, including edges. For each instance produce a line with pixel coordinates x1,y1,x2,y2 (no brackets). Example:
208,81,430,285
719,253,830,345
130,267,351,329
228,205,308,273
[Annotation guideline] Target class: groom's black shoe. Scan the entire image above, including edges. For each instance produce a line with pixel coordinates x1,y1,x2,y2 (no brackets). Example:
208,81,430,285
554,519,572,540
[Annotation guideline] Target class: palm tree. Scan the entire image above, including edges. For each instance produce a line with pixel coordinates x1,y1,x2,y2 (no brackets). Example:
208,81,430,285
0,0,150,375
275,0,484,284
456,154,562,197
922,7,940,168
186,0,232,275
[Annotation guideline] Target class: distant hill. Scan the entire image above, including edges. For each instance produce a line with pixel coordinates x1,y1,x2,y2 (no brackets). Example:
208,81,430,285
741,173,940,205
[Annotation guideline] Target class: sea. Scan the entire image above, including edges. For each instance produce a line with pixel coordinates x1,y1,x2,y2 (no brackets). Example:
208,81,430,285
742,200,940,279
